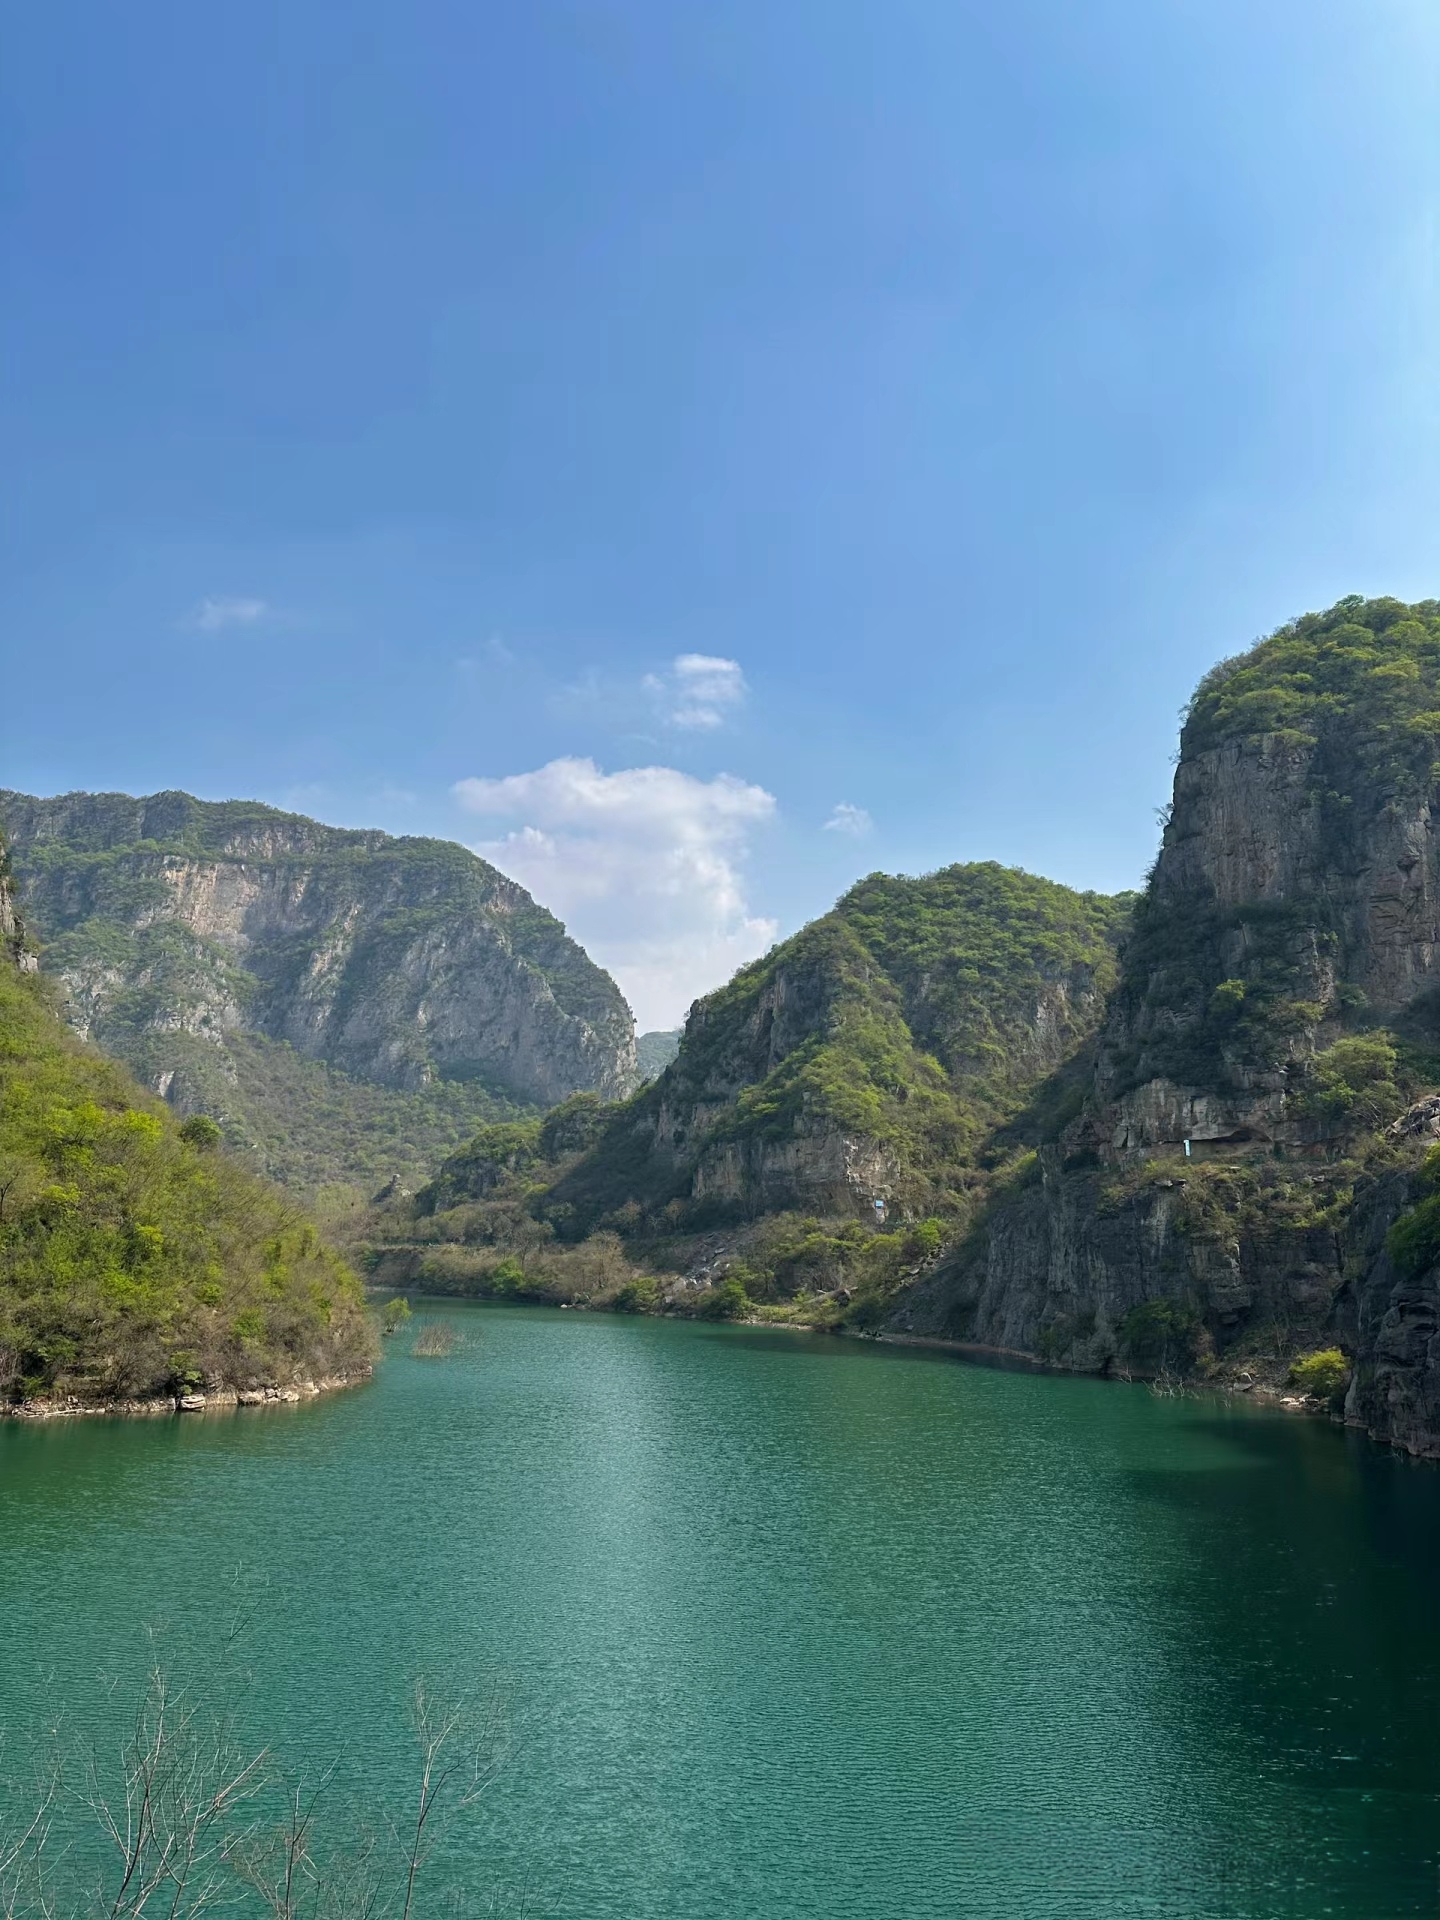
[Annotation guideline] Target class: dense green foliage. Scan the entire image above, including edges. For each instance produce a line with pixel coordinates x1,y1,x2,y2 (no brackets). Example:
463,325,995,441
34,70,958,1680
0,963,373,1402
1186,594,1440,775
85,1025,529,1202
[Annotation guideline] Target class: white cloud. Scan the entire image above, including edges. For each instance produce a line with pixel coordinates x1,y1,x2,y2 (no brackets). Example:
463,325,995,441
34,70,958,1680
642,653,748,730
454,757,777,1028
824,802,873,837
189,596,271,633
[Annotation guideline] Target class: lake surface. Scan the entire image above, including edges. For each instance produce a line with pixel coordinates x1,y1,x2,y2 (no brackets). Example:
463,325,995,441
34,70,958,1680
2,1305,1439,1917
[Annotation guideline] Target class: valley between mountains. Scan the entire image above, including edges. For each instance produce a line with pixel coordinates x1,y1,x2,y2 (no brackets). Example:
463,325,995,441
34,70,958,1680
9,593,1440,1456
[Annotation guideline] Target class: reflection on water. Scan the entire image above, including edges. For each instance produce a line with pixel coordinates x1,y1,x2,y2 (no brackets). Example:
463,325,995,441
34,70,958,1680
2,1306,1438,1918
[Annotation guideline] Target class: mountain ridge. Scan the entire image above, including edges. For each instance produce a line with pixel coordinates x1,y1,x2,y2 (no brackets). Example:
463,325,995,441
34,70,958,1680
0,786,639,1192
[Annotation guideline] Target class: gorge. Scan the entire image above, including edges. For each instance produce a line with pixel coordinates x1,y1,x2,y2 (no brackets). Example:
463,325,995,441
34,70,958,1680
9,596,1440,1463
379,595,1440,1458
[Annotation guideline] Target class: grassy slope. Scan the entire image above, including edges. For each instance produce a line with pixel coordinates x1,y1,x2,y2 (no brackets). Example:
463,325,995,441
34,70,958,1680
0,964,374,1403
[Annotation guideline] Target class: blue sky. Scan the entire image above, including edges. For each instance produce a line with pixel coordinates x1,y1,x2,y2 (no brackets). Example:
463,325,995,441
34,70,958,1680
4,1,1437,1026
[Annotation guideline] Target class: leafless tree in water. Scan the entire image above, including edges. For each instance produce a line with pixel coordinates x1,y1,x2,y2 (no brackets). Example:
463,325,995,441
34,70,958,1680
0,1655,515,1919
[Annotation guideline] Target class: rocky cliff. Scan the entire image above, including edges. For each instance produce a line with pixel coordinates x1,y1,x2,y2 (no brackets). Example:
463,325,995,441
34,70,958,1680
541,864,1131,1234
0,842,36,973
893,595,1440,1454
0,789,637,1186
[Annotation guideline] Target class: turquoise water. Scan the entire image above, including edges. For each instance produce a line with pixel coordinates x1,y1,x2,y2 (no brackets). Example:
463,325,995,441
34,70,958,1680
2,1305,1439,1917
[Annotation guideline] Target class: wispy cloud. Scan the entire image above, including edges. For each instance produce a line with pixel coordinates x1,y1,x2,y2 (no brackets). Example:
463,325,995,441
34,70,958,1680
456,635,516,676
454,756,777,1027
188,595,271,633
376,781,418,808
643,653,748,731
824,802,873,837
280,782,332,816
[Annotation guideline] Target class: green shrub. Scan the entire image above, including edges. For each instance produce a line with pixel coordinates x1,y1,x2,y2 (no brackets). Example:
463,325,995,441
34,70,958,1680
381,1297,412,1335
614,1276,661,1314
1289,1347,1349,1402
902,1217,946,1261
697,1277,751,1320
1294,1035,1401,1131
178,1113,222,1150
1209,978,1247,1016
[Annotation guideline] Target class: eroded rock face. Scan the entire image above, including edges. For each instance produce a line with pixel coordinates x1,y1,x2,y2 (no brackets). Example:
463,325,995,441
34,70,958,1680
896,1146,1345,1367
895,613,1440,1455
0,788,637,1108
1160,736,1440,1009
689,1130,902,1217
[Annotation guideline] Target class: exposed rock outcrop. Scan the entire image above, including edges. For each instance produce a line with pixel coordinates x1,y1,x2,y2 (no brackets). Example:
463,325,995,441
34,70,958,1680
0,788,637,1110
898,596,1440,1455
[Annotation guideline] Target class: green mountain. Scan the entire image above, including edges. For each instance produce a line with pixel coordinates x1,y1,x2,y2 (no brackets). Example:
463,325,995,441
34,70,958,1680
0,850,373,1407
0,788,639,1196
468,863,1132,1239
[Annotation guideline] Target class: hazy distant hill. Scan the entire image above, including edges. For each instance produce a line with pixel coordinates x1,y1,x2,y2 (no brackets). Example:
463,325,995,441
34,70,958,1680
636,1029,682,1081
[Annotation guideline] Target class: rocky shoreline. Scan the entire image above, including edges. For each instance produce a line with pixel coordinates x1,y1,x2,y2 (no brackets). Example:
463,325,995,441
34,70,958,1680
3,1366,374,1423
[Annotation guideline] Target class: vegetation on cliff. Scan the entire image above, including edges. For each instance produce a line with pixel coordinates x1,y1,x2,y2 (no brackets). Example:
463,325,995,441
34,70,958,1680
0,960,374,1405
893,596,1440,1447
1186,593,1440,771
536,862,1131,1240
356,865,1128,1321
1108,595,1440,1102
0,786,640,1196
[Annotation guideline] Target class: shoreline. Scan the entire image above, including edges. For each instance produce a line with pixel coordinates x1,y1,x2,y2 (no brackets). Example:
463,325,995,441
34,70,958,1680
742,1317,1338,1418
4,1366,374,1424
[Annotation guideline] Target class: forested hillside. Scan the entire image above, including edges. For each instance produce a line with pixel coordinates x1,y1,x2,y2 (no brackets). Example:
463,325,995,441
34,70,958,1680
0,848,374,1406
541,862,1132,1234
364,864,1131,1322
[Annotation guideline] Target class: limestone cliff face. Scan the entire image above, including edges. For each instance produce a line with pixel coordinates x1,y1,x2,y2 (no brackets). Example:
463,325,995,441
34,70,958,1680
0,789,637,1109
1088,724,1440,1157
898,596,1440,1455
